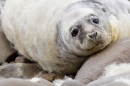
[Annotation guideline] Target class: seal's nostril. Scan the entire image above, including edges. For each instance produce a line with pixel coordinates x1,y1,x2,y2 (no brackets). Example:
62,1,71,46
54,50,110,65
88,31,97,39
88,34,93,39
94,31,97,37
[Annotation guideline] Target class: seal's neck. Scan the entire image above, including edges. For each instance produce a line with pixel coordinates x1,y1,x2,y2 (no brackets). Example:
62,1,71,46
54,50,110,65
109,15,120,42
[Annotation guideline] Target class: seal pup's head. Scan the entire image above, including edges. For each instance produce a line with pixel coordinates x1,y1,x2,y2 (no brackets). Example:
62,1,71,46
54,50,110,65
57,2,112,58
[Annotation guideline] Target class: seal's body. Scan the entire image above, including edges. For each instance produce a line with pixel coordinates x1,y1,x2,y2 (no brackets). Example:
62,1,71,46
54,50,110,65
1,0,130,74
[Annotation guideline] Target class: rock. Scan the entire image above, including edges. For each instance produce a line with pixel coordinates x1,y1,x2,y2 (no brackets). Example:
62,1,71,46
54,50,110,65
0,27,16,63
0,78,55,86
61,80,86,86
0,63,65,82
61,74,130,86
0,63,41,78
15,56,35,63
37,71,65,82
100,82,129,86
15,56,25,63
87,73,130,86
75,37,130,84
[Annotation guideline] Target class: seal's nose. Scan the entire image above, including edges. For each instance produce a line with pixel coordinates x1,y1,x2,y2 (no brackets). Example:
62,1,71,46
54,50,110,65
87,31,98,40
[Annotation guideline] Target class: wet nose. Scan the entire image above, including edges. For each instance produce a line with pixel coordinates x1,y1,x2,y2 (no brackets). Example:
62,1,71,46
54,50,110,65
87,31,98,40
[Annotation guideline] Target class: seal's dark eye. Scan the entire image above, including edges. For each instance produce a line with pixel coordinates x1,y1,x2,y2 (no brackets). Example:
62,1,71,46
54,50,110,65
71,28,79,37
92,18,100,24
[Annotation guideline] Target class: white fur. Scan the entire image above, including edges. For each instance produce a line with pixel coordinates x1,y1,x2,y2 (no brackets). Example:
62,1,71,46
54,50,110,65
29,77,42,83
0,0,6,27
0,0,6,14
53,76,72,86
1,0,84,74
103,63,130,77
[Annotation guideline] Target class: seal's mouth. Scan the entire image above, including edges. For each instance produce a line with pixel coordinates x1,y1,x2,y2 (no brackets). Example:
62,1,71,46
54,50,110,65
89,41,105,50
80,40,103,50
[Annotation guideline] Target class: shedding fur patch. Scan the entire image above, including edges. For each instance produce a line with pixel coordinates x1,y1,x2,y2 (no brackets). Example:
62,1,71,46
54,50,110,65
109,15,120,41
102,63,130,77
53,76,72,86
29,77,42,83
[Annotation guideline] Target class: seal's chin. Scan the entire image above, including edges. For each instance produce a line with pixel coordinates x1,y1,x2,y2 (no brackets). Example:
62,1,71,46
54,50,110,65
80,37,110,51
80,41,102,50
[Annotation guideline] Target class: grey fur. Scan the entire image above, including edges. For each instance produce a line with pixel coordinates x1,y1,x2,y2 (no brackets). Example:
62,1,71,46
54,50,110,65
0,0,6,28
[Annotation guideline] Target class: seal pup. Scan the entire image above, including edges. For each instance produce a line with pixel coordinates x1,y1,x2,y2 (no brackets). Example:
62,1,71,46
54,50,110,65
1,0,130,74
